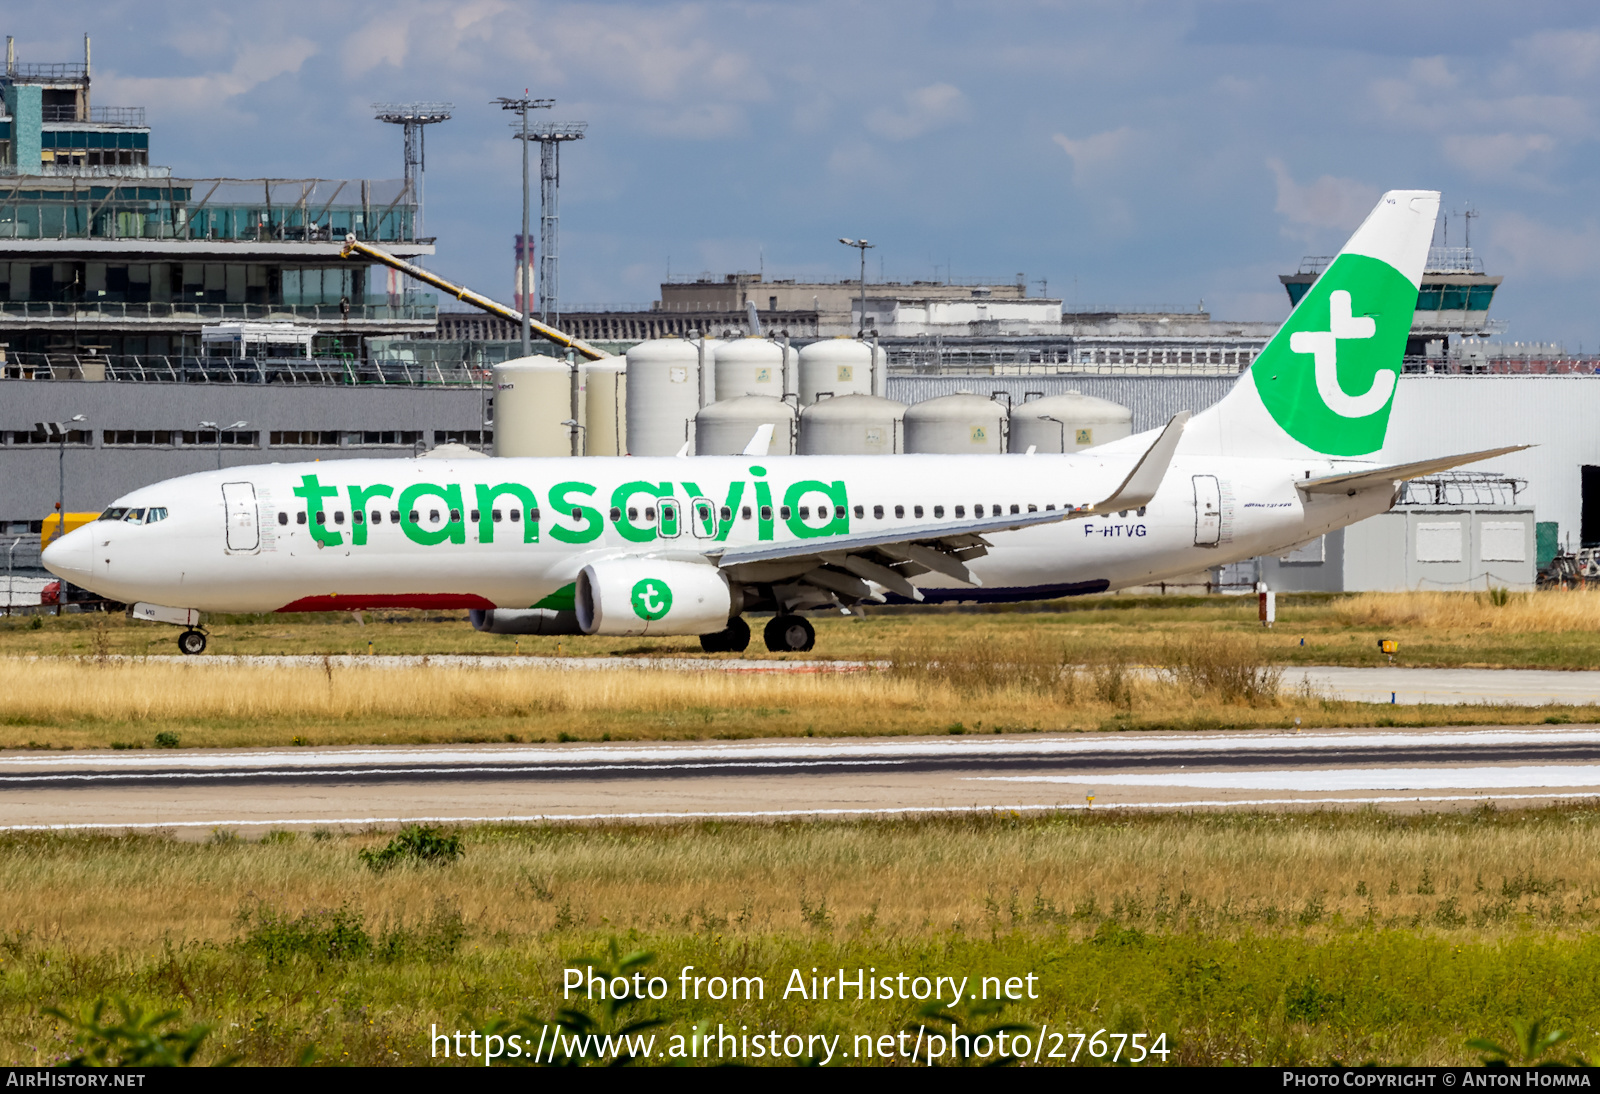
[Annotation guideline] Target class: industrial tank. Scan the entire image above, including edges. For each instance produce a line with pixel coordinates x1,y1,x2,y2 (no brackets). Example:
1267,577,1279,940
694,395,797,456
713,337,786,403
798,338,880,405
584,357,627,456
902,392,1008,454
797,394,906,455
625,339,702,456
492,356,572,457
1008,391,1133,454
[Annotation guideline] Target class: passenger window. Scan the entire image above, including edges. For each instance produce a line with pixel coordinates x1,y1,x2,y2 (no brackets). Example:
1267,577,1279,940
853,505,864,519
645,507,656,521
371,511,383,524
510,509,521,522
334,511,345,525
409,510,419,523
1045,503,1055,511
894,505,904,518
389,510,400,524
742,506,752,519
627,507,638,521
798,506,809,519
933,505,944,518
297,512,307,525
780,506,792,520
955,505,965,518
570,508,581,520
430,510,441,523
609,507,622,521
1010,504,1020,515
1028,504,1038,513
277,512,288,526
353,511,364,525
470,509,480,522
492,509,503,522
315,512,325,526
1137,506,1147,516
720,506,732,521
913,505,924,518
449,509,461,523
974,504,984,517
760,505,772,521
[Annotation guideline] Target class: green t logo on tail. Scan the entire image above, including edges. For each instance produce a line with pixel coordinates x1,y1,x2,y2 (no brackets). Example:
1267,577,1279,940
1252,253,1418,456
631,578,673,621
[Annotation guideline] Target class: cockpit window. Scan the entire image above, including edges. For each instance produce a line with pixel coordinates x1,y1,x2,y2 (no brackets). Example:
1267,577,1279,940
99,508,128,521
145,508,169,524
123,508,147,525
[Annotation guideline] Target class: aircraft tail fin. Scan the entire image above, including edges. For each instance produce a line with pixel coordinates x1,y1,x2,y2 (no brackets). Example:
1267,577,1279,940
1185,189,1440,459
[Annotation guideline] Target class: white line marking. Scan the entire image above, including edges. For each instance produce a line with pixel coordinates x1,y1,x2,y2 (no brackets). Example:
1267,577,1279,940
973,764,1600,792
4,792,1599,832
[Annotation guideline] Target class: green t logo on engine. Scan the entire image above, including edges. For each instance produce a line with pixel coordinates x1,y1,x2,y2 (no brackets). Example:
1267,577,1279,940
631,578,673,621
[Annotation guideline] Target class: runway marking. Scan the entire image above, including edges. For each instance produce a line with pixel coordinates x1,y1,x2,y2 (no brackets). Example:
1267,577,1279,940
4,791,1599,833
973,764,1600,792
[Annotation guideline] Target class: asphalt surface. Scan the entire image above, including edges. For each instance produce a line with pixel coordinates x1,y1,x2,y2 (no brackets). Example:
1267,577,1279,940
5,727,1600,833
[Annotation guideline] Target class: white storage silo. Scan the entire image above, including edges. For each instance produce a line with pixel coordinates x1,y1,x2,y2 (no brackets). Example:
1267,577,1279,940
584,357,627,456
713,337,786,402
798,338,879,405
1008,391,1133,453
626,338,702,456
797,394,906,455
694,395,797,456
492,355,572,458
903,392,1008,454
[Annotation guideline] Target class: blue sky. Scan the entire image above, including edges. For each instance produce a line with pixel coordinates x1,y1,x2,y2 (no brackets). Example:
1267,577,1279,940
13,1,1600,345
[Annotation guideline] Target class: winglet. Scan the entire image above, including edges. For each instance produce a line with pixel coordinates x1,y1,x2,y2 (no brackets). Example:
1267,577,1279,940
675,441,691,458
741,423,775,456
1089,411,1189,513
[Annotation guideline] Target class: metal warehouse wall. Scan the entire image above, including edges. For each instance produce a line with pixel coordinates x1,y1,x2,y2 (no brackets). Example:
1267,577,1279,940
0,380,490,519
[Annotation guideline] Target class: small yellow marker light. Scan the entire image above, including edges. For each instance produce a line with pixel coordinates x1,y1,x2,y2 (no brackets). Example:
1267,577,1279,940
1378,638,1398,663
1086,793,1095,808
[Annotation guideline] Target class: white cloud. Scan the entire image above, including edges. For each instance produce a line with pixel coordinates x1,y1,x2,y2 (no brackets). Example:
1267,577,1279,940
1439,132,1557,183
99,38,320,117
865,83,970,140
1052,126,1136,181
1266,158,1376,233
1488,212,1600,279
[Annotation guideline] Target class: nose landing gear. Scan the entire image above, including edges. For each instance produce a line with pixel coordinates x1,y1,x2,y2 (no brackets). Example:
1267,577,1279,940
177,629,208,656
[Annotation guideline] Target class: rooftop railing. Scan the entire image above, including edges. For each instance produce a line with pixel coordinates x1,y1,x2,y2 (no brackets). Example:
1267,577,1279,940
0,300,438,323
40,105,147,125
1,352,484,387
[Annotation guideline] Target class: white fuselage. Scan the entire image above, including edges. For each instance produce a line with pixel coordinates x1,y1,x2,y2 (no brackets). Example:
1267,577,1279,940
44,450,1393,614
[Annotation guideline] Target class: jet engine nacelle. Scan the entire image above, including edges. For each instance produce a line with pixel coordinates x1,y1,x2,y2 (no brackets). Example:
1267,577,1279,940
468,608,583,635
575,559,736,636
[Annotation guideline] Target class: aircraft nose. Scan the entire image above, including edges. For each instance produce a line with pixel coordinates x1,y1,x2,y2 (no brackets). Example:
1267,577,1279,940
41,525,94,585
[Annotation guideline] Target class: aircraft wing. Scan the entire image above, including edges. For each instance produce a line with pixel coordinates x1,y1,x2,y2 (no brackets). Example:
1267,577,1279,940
1299,444,1531,496
706,412,1188,602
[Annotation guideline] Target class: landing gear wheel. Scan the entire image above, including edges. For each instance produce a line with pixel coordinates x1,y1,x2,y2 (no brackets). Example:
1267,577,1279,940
177,629,207,656
763,614,814,653
700,617,752,654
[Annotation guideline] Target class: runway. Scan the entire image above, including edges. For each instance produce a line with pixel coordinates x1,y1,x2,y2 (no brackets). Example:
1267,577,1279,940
4,726,1600,833
66,655,1600,706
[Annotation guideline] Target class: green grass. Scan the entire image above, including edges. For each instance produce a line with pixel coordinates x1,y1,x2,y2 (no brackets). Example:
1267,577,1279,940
6,806,1600,1065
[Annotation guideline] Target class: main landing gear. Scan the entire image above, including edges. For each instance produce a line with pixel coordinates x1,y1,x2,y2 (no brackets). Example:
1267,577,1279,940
177,629,208,656
699,617,752,654
763,615,815,653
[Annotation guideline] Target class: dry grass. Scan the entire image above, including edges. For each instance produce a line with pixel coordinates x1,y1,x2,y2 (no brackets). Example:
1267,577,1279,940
3,806,1600,951
1330,587,1600,633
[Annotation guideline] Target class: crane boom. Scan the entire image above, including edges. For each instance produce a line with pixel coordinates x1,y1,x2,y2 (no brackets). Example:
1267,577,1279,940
339,234,609,361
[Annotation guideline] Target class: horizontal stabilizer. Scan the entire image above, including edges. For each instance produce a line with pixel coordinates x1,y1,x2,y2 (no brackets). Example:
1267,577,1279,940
1299,445,1531,495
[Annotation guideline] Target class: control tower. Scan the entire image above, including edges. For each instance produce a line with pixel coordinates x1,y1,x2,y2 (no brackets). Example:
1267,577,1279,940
1279,244,1502,366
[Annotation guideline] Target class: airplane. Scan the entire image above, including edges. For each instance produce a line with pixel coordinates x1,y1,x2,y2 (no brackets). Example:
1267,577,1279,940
42,189,1524,656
